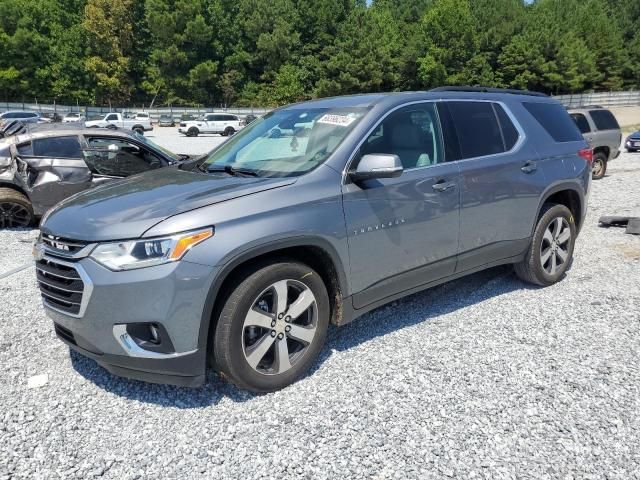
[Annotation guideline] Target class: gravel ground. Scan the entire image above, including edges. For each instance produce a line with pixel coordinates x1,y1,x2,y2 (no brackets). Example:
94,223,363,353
145,126,227,156
1,151,639,479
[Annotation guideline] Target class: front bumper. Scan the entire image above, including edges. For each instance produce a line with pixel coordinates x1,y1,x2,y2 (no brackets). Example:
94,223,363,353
40,254,217,386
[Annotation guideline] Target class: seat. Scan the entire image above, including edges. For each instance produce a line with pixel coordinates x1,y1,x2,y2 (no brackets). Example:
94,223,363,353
390,123,429,169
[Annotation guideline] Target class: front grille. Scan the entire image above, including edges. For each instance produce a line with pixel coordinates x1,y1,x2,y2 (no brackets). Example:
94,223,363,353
41,234,88,256
36,258,85,315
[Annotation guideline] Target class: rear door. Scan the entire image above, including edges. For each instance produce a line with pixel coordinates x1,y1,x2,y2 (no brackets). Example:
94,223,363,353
441,100,545,272
13,135,90,212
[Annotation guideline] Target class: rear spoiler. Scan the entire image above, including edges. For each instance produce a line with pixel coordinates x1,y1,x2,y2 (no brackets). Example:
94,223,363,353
0,120,27,138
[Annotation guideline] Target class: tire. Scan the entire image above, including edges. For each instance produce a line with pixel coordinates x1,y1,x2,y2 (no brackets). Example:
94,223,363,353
133,127,144,136
515,203,577,287
187,127,199,137
591,152,607,180
213,260,330,392
223,127,235,137
0,188,34,228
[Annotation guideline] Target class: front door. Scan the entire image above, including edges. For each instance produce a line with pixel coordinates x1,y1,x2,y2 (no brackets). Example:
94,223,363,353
342,102,461,309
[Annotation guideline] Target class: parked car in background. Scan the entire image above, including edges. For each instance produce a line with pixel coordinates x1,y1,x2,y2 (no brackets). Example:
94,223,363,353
158,114,175,127
179,113,242,137
0,126,190,227
63,112,85,123
624,130,640,152
42,112,63,123
0,111,47,124
37,88,591,392
180,113,197,123
85,112,153,135
242,114,258,126
569,106,621,179
132,112,151,122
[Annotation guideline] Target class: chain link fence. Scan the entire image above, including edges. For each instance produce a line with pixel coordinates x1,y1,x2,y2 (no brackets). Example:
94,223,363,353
553,91,640,108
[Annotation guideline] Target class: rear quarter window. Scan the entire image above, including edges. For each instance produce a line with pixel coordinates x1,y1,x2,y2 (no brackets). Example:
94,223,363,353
523,102,583,143
570,113,591,134
32,136,82,158
589,110,620,131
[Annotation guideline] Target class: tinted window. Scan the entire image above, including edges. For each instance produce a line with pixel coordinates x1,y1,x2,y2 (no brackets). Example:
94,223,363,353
105,114,118,121
32,136,82,158
589,110,619,131
359,102,444,169
570,113,591,134
523,102,582,142
224,115,237,121
494,104,519,150
17,142,33,156
447,102,504,159
85,137,165,176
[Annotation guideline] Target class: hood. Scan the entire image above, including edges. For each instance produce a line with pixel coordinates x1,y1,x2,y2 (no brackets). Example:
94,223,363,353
627,131,640,140
41,167,296,241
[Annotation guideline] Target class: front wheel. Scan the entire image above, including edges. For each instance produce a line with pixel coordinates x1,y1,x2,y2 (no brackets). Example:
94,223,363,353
591,152,607,180
187,127,199,137
223,127,235,137
213,261,330,392
515,204,576,286
0,188,34,228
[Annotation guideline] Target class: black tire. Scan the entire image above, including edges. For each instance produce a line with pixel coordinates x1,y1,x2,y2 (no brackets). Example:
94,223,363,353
223,127,235,137
0,188,34,228
591,152,607,180
213,260,330,392
187,127,199,137
133,127,144,136
515,203,577,286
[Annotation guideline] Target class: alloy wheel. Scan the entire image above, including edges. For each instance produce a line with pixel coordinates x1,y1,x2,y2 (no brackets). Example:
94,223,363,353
540,217,571,275
0,202,32,228
592,159,604,177
242,279,318,375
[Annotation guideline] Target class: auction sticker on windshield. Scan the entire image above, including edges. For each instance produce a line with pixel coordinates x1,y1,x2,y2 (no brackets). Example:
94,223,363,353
317,114,358,127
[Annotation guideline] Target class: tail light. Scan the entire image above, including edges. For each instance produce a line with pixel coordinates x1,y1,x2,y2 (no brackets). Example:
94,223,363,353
578,148,593,166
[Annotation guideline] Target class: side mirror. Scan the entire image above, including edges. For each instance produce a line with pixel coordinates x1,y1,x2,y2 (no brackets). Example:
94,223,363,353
350,154,403,182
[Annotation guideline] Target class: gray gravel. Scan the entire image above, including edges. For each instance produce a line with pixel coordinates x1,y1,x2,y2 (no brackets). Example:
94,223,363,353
1,151,639,479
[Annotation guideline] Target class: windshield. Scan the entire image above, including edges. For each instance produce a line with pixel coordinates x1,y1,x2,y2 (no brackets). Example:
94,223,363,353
137,135,180,162
201,107,368,177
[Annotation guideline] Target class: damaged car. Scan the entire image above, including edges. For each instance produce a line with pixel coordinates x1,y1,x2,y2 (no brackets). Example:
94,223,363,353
0,126,190,228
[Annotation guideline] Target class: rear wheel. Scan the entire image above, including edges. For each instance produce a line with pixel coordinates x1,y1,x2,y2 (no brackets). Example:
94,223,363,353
213,261,330,392
591,152,607,180
515,204,576,286
187,127,199,137
223,127,235,137
133,126,144,136
0,188,34,228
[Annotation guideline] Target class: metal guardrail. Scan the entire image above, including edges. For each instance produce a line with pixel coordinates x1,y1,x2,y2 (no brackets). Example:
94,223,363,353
0,102,270,121
3,91,640,117
553,91,640,108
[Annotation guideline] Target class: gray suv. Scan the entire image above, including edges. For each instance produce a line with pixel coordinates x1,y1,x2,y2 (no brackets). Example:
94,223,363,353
35,88,591,392
569,106,621,180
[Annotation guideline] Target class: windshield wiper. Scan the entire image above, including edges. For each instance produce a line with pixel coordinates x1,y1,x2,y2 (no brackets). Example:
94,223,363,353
207,165,259,177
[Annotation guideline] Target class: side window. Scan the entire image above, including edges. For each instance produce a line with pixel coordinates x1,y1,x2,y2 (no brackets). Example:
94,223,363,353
523,102,582,143
16,142,33,156
589,110,619,131
105,114,118,121
570,113,591,134
447,101,505,159
85,137,165,176
359,102,444,169
32,136,82,158
494,104,520,150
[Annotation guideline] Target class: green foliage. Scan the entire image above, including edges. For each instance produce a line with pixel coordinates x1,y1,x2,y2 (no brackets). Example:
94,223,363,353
0,0,636,106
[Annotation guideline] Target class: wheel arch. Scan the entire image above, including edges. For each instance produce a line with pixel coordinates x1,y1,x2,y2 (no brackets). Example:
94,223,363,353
0,181,30,200
197,237,349,358
593,145,610,160
534,183,584,234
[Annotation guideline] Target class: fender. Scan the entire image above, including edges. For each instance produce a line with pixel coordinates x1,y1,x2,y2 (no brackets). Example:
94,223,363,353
532,180,585,235
195,234,350,353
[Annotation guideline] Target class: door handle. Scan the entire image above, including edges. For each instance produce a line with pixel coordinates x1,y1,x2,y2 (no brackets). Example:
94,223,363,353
432,180,456,192
521,161,537,174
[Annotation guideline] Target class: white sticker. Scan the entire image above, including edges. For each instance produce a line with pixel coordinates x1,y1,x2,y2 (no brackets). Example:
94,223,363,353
317,114,357,127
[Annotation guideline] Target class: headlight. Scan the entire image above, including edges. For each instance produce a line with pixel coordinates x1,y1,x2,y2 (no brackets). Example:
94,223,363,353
90,228,213,271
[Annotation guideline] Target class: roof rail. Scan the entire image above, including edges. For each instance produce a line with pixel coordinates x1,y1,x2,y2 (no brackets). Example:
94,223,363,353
430,86,548,98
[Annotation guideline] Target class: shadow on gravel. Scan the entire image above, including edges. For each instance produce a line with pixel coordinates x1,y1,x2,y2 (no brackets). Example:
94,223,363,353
70,265,532,406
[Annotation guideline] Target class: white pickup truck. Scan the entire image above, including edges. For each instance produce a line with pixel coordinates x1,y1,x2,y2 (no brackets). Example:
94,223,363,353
85,112,153,135
178,113,242,137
